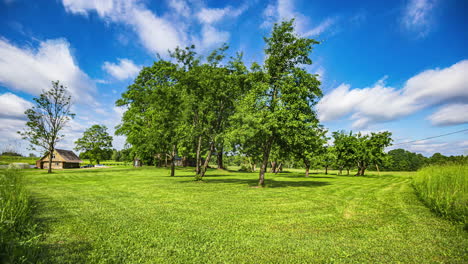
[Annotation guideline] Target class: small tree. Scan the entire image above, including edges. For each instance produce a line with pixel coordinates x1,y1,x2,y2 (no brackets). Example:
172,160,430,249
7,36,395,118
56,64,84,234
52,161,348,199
19,81,75,173
75,125,113,164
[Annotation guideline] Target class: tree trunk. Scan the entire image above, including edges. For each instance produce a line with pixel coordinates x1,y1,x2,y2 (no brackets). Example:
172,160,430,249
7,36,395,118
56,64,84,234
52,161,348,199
47,147,54,173
198,142,215,180
195,135,202,175
165,155,168,167
375,164,380,176
339,167,343,175
217,146,224,169
275,163,282,174
347,168,350,176
258,138,273,187
304,159,310,178
325,166,328,175
170,144,176,177
97,159,100,165
270,161,277,173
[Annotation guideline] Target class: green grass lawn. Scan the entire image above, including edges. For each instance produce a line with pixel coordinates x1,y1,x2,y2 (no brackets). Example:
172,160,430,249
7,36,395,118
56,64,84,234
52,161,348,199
24,167,467,263
0,155,37,165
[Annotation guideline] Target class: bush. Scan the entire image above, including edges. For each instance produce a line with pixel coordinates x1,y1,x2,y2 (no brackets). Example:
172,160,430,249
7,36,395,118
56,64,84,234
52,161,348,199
0,169,40,263
412,164,467,228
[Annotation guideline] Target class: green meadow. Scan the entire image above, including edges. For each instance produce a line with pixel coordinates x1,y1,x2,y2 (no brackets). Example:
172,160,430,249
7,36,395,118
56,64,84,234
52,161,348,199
3,166,465,263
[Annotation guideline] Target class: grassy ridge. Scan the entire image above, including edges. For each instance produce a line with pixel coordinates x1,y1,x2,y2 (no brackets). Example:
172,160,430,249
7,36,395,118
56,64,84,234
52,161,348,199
24,167,467,263
0,156,37,165
412,164,467,227
0,169,40,263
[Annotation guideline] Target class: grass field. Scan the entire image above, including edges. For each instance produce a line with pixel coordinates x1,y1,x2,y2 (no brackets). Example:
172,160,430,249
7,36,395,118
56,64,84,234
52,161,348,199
0,156,37,165
18,167,468,263
413,164,467,227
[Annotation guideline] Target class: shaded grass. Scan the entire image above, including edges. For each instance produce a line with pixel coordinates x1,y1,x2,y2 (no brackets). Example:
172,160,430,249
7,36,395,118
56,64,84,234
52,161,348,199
0,169,40,263
412,164,467,228
24,167,467,263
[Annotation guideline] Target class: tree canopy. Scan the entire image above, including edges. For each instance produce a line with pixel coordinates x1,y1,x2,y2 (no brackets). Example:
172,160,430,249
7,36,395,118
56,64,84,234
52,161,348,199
75,125,113,164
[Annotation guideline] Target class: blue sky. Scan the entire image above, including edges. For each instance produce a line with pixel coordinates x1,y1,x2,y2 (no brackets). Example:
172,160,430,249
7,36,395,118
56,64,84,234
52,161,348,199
0,0,467,156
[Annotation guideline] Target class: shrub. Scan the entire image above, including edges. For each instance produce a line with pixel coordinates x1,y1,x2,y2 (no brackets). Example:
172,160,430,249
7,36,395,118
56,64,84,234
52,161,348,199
412,164,467,228
0,169,40,263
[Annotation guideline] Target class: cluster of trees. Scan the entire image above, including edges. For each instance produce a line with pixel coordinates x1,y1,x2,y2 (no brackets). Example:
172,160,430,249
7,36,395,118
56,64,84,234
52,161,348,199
115,20,392,185
115,20,324,184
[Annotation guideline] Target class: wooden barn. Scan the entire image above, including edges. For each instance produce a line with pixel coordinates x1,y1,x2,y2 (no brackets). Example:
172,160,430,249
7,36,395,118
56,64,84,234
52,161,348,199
36,149,82,169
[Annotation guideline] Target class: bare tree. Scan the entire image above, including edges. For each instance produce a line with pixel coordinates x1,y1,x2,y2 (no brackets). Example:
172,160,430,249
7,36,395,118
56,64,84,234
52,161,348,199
18,81,75,173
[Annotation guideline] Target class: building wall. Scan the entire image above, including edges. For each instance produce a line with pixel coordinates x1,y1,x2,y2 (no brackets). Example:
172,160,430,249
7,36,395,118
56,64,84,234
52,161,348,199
41,161,80,169
42,161,63,169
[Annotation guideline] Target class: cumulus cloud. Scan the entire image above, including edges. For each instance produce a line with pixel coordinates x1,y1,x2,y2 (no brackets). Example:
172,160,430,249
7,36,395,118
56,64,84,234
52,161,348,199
0,38,96,104
167,0,190,18
0,93,33,119
261,0,336,37
428,104,468,126
196,4,248,24
62,0,248,55
103,58,141,80
401,0,436,37
317,60,468,128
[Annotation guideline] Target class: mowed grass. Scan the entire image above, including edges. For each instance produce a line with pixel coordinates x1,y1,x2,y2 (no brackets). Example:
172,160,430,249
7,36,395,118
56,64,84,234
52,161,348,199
24,167,467,263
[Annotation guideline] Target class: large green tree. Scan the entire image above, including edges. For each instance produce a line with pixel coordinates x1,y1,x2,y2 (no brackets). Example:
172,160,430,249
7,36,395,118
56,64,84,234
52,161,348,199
116,60,182,175
19,81,75,173
75,125,113,164
231,20,322,186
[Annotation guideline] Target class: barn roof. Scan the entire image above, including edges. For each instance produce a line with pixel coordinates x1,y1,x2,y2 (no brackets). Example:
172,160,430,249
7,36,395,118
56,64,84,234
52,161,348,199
55,149,82,162
38,149,82,163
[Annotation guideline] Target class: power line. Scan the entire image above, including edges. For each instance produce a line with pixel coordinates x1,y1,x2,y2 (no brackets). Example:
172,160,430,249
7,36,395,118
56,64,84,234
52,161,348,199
392,128,468,146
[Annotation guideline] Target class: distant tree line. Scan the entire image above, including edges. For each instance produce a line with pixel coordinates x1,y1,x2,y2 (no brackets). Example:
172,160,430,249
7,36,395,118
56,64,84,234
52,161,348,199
381,149,467,171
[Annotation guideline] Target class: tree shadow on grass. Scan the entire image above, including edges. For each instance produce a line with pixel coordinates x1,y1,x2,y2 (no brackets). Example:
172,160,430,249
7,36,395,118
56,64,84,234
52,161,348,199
30,195,94,263
179,178,331,188
282,174,337,179
36,241,93,263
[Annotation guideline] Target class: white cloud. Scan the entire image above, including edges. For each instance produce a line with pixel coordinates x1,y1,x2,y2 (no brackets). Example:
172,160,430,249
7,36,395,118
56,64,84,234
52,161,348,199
199,25,230,48
167,0,190,18
62,0,247,55
62,0,183,56
0,38,96,104
0,93,33,119
261,0,336,37
401,0,436,37
196,4,247,24
0,118,25,146
428,104,468,126
317,60,468,128
303,17,336,37
103,58,141,80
